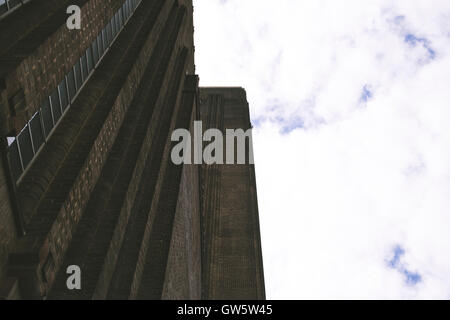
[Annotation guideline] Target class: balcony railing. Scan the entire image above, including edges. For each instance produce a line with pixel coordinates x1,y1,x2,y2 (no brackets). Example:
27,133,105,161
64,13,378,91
0,0,31,19
7,0,141,184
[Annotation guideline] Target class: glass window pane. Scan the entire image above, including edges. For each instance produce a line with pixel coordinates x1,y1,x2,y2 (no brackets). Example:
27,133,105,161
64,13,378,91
102,29,108,50
50,90,62,123
58,78,69,111
97,33,104,58
9,140,23,181
103,27,108,48
80,53,88,80
30,112,45,151
115,12,120,32
92,38,99,65
74,60,82,90
67,69,76,101
17,126,34,169
86,47,94,74
41,98,54,137
111,16,117,37
118,8,123,27
122,3,127,19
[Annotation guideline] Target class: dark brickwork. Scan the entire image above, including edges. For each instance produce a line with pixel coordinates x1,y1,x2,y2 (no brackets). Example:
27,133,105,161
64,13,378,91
141,75,201,300
0,156,17,283
1,0,127,133
0,0,264,300
0,95,22,299
13,0,183,298
199,88,266,300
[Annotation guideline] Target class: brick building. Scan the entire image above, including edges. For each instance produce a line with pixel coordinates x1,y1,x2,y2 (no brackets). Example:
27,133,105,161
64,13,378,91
0,0,265,300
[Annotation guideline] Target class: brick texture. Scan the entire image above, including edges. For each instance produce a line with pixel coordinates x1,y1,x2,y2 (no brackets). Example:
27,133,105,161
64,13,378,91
199,88,266,300
0,157,17,283
1,0,127,133
162,100,202,300
0,0,264,300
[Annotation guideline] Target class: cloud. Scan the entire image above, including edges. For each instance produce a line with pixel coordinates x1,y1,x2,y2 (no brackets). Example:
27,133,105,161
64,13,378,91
193,0,450,299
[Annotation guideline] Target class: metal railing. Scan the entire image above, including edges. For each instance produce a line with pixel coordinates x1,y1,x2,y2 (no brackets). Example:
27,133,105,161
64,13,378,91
7,0,141,184
0,0,31,19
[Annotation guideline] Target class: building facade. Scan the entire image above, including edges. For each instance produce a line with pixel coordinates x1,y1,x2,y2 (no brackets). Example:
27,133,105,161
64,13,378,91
199,88,265,300
0,0,264,300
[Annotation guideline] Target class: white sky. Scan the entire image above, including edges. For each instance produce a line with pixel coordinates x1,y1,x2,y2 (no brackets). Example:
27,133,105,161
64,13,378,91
193,0,450,299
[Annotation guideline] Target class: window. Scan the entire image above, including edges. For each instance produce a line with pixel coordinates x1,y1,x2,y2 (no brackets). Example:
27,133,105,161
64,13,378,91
58,78,69,111
111,15,117,37
80,53,88,80
115,12,121,33
118,8,124,27
50,90,62,123
74,60,83,90
30,112,45,152
106,22,112,45
102,29,108,51
86,46,94,73
97,33,104,58
123,2,128,19
67,69,77,101
41,98,54,137
92,38,99,65
17,126,33,169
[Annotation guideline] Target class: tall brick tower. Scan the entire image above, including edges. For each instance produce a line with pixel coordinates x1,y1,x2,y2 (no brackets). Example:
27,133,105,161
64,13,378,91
0,0,265,300
199,88,265,300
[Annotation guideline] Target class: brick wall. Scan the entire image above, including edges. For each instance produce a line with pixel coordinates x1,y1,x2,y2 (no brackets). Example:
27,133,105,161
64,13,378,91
0,0,267,301
4,0,194,299
1,0,126,133
41,2,195,300
199,88,266,300
39,1,196,300
162,79,201,300
0,156,17,283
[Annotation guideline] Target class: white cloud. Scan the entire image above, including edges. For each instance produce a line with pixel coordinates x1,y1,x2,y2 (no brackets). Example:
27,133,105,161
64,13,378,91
193,0,450,299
